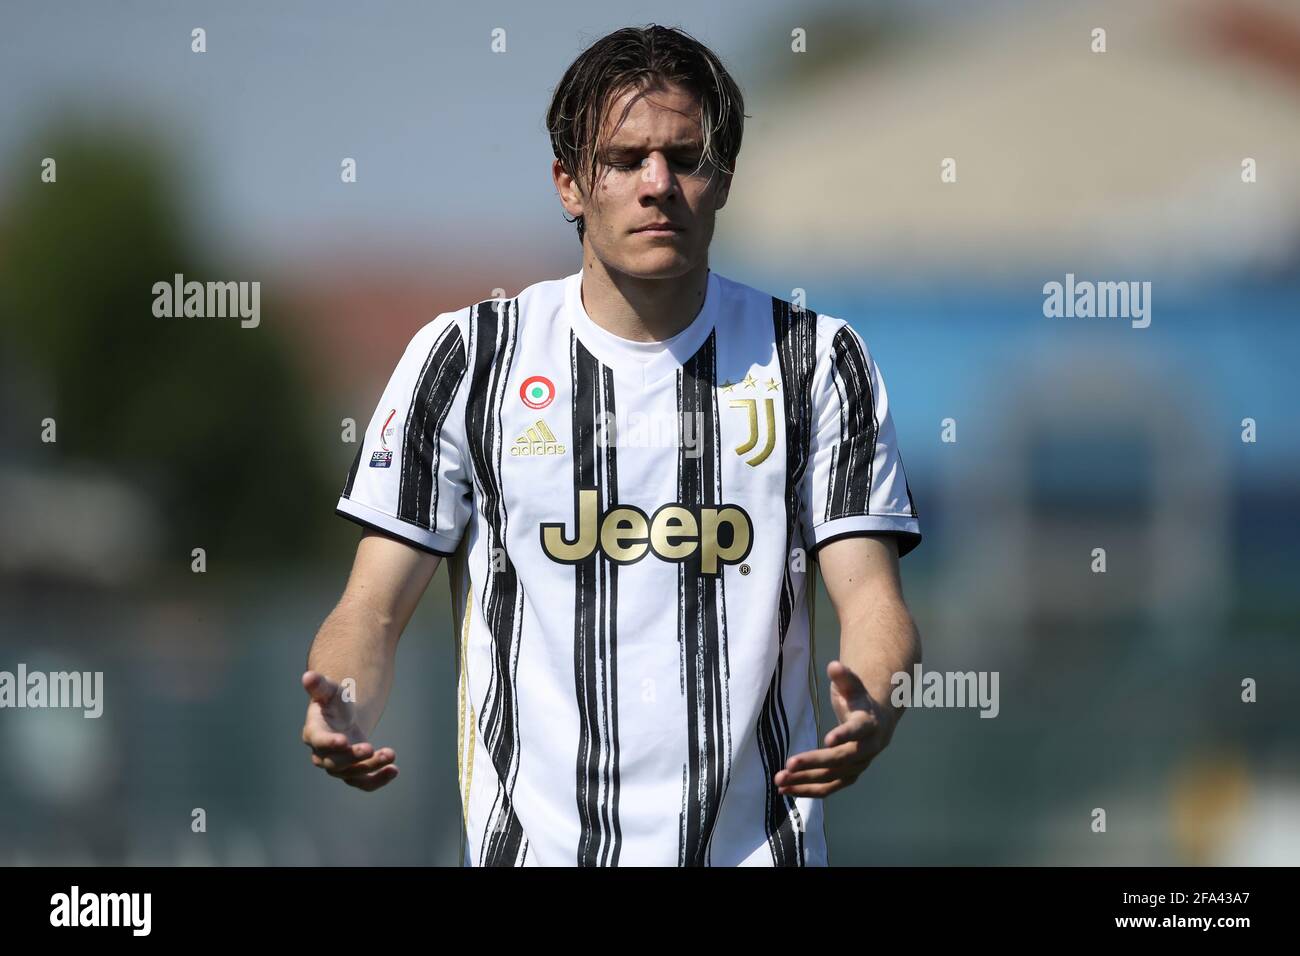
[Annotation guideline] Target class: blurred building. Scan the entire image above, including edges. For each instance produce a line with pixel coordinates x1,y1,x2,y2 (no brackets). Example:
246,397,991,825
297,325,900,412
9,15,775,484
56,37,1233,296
721,0,1300,279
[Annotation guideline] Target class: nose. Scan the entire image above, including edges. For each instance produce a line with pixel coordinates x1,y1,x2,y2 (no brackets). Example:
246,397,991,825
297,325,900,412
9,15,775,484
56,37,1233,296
638,152,677,199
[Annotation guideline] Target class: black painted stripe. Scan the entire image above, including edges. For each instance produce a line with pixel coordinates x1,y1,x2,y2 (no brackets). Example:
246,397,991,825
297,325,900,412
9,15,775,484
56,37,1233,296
571,335,623,866
676,330,733,866
758,296,820,866
897,445,919,518
465,297,528,867
341,444,363,499
599,361,623,866
398,323,467,531
571,334,600,865
825,325,878,520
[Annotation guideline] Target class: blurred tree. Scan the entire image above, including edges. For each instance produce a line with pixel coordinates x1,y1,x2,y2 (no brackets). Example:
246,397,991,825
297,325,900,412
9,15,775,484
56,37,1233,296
0,120,336,571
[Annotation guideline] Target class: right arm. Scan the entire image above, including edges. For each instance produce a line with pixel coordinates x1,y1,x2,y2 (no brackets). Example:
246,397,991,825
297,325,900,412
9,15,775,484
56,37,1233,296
308,309,472,790
301,528,441,791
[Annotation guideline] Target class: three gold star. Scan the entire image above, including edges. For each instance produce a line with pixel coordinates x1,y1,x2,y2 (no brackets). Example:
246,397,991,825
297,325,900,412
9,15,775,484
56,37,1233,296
721,371,780,392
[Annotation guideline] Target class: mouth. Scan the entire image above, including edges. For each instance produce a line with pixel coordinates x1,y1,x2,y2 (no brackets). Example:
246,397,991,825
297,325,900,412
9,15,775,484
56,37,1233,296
632,223,684,236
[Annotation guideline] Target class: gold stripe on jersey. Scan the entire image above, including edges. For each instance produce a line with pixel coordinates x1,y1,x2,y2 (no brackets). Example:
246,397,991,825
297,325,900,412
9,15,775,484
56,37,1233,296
456,580,476,855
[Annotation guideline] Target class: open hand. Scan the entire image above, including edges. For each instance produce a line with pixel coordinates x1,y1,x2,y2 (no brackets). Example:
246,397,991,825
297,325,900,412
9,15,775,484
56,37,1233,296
774,660,895,798
301,670,399,792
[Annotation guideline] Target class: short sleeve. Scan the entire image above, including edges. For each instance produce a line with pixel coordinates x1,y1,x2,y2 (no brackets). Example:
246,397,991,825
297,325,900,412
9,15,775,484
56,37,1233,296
336,311,473,557
800,321,921,558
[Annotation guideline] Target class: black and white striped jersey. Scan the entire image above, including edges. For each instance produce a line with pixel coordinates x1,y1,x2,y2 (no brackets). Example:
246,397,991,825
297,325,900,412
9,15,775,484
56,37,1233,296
337,267,921,866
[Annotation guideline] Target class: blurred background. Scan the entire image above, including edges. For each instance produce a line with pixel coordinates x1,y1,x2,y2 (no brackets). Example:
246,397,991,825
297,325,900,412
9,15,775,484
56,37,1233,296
1,0,1297,865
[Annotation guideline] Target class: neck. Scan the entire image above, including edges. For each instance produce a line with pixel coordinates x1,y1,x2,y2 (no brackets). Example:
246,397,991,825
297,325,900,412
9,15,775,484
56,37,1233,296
578,254,710,343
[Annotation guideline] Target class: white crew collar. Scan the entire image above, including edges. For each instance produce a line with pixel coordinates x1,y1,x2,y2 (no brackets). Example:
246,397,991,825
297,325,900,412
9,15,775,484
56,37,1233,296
563,268,720,387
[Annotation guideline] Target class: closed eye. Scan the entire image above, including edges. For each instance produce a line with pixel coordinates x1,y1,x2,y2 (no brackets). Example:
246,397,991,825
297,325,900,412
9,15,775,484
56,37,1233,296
608,157,705,173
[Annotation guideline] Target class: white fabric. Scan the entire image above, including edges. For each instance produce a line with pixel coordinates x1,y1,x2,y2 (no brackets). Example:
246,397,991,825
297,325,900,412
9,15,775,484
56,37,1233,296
567,278,704,369
336,267,921,866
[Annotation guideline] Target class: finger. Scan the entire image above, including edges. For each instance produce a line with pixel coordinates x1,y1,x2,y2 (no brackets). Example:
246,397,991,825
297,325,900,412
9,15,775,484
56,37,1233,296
826,660,867,701
302,670,339,705
785,741,862,773
774,765,844,787
778,778,851,799
302,717,355,753
317,742,379,771
344,764,400,792
330,748,396,778
305,674,357,728
824,710,880,747
303,728,349,751
301,699,368,752
302,714,369,756
778,756,869,787
309,752,366,770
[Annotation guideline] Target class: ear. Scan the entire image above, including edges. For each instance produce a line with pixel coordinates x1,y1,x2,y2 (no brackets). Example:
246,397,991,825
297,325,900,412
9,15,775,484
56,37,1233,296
553,159,585,217
714,170,733,212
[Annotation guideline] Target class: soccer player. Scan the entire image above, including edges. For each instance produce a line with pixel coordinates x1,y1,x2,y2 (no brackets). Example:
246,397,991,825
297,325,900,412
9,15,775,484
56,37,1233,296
302,24,922,866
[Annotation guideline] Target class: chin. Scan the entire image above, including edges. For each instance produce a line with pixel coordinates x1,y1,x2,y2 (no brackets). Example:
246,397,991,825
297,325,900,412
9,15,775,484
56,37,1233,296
617,247,695,279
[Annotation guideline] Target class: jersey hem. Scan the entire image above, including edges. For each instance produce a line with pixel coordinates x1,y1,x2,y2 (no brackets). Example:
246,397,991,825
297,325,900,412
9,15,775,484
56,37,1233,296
807,515,922,559
335,497,460,557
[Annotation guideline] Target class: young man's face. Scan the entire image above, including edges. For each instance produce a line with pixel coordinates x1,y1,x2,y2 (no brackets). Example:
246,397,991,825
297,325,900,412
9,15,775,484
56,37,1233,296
554,80,732,279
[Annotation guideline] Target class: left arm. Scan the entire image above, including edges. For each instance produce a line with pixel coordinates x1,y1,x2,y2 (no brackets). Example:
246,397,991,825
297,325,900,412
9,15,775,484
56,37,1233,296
774,533,921,798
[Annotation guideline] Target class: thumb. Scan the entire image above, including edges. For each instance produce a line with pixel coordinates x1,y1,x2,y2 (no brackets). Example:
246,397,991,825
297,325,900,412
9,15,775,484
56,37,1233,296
303,671,360,733
303,671,342,708
827,660,866,700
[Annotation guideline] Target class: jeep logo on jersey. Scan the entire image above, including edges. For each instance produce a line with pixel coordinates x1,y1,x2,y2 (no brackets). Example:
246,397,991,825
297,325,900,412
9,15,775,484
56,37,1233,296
540,489,752,575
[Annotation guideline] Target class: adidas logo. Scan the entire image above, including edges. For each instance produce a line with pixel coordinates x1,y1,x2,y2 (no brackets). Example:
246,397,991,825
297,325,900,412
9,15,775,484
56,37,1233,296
511,419,566,457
